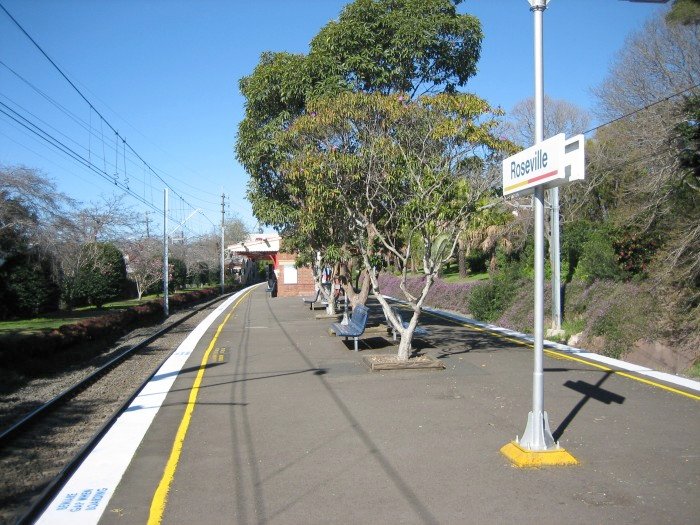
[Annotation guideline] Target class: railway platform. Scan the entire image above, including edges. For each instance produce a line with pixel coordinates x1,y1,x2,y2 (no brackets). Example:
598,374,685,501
36,284,699,524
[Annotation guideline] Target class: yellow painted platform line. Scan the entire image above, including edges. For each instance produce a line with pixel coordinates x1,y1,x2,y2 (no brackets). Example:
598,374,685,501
148,290,251,525
422,309,700,402
500,441,578,468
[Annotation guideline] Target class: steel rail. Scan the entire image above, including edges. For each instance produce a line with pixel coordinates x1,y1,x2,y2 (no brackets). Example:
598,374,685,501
12,290,240,525
1,290,238,525
0,292,233,445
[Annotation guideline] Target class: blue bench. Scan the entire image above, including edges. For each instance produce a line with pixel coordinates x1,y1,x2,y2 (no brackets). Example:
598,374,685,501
302,289,328,310
331,304,369,352
389,307,428,342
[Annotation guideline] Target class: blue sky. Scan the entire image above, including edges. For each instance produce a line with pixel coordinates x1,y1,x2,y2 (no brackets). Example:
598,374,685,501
0,0,668,236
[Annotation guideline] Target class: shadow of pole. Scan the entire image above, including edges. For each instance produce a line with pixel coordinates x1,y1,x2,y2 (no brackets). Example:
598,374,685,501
553,371,625,441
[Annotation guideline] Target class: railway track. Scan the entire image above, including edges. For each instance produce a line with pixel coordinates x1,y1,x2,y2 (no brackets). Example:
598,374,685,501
0,292,234,525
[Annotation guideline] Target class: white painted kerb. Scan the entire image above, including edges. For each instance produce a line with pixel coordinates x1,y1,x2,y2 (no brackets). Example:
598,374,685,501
35,288,249,524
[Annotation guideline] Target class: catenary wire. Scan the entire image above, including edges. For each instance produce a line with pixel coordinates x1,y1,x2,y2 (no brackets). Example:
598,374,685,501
0,4,221,227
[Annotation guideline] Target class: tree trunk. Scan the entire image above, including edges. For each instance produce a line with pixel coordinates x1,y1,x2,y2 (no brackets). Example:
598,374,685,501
458,237,467,278
397,332,412,361
346,269,370,308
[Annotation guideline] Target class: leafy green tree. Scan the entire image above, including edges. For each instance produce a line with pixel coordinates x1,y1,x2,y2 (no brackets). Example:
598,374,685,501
70,243,127,308
307,0,481,96
667,0,700,25
0,252,60,319
237,0,486,317
281,91,513,360
237,0,483,235
170,258,188,291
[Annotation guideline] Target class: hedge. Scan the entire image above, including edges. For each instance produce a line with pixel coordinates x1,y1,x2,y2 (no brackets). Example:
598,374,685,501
0,287,235,383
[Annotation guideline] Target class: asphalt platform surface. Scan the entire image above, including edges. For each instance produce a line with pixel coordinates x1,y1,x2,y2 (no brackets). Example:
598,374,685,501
100,285,699,525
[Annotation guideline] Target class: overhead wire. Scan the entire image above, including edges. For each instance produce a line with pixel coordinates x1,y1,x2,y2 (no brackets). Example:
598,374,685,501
0,102,207,239
0,60,220,213
0,88,222,219
583,82,700,136
0,3,220,231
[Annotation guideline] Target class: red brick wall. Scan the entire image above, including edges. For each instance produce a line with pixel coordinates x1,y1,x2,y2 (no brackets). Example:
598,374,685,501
276,252,315,297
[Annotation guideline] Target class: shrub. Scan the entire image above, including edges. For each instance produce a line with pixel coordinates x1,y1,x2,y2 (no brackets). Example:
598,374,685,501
561,220,595,282
613,229,659,276
1,253,60,319
569,280,658,359
469,275,522,322
71,243,128,308
170,258,188,290
574,230,626,283
0,285,229,389
376,273,479,314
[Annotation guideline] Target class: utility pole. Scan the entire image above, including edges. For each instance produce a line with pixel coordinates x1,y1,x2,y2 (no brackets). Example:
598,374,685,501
550,187,561,331
145,211,151,238
220,191,225,294
163,189,169,316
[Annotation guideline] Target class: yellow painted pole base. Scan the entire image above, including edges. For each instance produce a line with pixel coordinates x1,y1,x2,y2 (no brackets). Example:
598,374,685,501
500,441,578,468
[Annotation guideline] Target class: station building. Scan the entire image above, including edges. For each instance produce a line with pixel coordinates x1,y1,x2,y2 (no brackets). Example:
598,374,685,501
226,233,314,297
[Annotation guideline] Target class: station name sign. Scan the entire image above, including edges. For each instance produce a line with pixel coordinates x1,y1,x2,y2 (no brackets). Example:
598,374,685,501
502,133,565,197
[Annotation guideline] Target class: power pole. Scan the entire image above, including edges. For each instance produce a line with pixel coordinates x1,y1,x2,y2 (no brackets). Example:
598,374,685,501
145,211,151,238
550,187,562,331
163,189,169,316
220,191,225,294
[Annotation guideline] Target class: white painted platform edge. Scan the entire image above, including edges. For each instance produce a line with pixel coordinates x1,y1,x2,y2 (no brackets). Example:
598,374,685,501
381,295,700,394
35,287,253,525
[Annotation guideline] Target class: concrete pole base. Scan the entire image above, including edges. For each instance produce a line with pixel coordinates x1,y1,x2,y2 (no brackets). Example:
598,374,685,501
500,441,578,468
500,410,578,467
519,410,556,450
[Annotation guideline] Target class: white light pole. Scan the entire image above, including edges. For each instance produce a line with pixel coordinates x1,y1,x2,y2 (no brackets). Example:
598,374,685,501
519,0,555,451
220,191,225,294
163,188,169,317
499,1,576,466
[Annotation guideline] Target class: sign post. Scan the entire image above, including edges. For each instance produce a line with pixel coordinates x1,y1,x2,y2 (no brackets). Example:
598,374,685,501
499,0,579,467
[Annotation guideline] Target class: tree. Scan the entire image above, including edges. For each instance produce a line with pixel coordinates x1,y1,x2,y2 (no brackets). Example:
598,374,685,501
593,16,699,120
281,91,513,361
70,242,127,308
237,0,482,228
0,166,74,264
170,258,187,291
504,95,589,148
667,0,700,25
123,238,163,300
237,0,486,311
307,0,482,97
224,215,249,245
567,11,700,310
0,252,60,319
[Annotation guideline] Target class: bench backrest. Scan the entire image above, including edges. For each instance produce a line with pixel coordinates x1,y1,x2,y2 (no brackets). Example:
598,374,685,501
390,307,403,325
350,304,369,329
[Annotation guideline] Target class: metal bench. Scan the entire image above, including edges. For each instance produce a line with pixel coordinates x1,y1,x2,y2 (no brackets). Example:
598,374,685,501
389,307,428,342
331,304,369,352
302,289,328,310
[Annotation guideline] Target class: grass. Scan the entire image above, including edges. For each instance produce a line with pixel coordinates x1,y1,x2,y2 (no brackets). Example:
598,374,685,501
392,266,489,284
686,361,700,379
440,271,489,283
0,286,223,334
